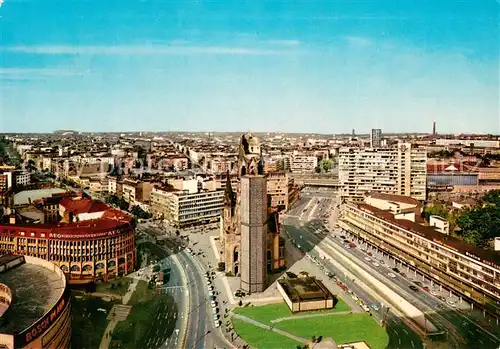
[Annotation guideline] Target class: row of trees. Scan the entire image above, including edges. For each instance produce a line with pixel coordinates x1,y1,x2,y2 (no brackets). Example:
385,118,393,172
106,195,152,219
456,190,500,247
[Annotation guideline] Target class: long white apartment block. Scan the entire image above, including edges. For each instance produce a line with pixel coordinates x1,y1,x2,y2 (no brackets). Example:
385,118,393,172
338,143,426,201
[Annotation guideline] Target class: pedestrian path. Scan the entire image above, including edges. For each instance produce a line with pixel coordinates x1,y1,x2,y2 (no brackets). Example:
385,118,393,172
271,310,352,323
232,313,308,345
98,256,148,349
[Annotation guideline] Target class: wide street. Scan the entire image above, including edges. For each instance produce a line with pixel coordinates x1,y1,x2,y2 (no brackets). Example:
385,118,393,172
139,223,232,349
285,190,500,349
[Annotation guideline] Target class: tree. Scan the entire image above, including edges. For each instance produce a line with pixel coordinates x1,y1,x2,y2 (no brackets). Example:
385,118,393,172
26,159,37,172
130,205,152,219
482,190,500,206
423,203,449,221
457,204,500,247
314,165,321,174
322,160,333,172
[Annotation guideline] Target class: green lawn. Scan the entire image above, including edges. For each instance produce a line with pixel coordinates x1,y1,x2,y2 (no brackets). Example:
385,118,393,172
275,313,389,349
232,319,303,349
233,299,350,325
138,241,170,263
71,295,118,349
111,282,178,349
95,278,132,296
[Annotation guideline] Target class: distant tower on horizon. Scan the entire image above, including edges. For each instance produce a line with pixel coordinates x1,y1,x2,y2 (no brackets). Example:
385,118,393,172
352,129,356,137
370,128,382,148
432,121,436,136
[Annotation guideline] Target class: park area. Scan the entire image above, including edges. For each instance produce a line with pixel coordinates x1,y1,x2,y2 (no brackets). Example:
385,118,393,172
110,280,178,349
72,295,118,349
232,301,390,349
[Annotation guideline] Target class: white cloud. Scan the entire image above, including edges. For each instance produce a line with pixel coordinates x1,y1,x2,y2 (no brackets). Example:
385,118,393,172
0,67,87,79
343,36,372,47
265,40,301,47
5,44,289,56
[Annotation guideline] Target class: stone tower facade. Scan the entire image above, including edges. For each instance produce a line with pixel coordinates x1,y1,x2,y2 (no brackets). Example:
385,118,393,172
240,175,268,293
221,133,285,290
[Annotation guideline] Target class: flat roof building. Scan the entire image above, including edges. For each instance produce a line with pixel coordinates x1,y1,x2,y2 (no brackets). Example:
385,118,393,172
277,276,335,313
339,143,427,201
340,195,500,318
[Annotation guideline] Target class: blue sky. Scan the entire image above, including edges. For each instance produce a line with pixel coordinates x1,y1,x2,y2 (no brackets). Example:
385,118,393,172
0,0,498,134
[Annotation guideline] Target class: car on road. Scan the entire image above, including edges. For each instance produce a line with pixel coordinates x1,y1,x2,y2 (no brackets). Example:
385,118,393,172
214,320,222,328
372,262,380,267
392,268,400,273
364,257,372,262
387,272,396,278
370,304,380,311
422,286,430,292
234,290,246,297
209,291,215,296
414,281,423,287
361,304,370,312
210,301,217,308
409,285,419,292
212,307,219,315
213,314,220,320
379,260,385,265
206,280,212,285
208,285,214,291
446,299,457,307
430,289,438,296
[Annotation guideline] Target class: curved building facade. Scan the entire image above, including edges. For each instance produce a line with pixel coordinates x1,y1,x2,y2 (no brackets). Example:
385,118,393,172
0,254,71,349
0,197,135,284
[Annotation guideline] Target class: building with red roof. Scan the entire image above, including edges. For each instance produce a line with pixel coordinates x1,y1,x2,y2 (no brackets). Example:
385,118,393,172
0,196,135,284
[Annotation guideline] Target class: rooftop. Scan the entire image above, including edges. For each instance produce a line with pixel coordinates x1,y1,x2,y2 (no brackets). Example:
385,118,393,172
356,203,500,268
13,188,67,206
365,192,421,206
278,277,333,302
59,197,108,215
0,257,65,334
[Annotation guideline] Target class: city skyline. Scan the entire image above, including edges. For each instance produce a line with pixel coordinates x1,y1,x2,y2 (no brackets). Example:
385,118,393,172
1,0,498,134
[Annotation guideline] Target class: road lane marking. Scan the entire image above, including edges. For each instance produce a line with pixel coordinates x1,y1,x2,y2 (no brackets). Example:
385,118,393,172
403,329,408,335
411,340,415,348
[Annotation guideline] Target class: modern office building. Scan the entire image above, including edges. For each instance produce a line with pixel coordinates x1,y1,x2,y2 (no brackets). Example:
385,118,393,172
290,155,318,173
0,254,71,349
427,163,479,188
150,185,224,227
239,175,268,293
339,143,427,201
266,171,300,211
0,196,135,284
370,128,382,148
339,194,500,317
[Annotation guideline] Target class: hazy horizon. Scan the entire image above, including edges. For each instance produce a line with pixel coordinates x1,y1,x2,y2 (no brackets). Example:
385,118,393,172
1,1,498,134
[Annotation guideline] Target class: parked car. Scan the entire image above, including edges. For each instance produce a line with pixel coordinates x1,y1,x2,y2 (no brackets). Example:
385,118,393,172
370,304,380,311
409,285,419,292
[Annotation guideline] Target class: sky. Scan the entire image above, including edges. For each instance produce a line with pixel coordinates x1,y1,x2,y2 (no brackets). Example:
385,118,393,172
0,0,498,134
